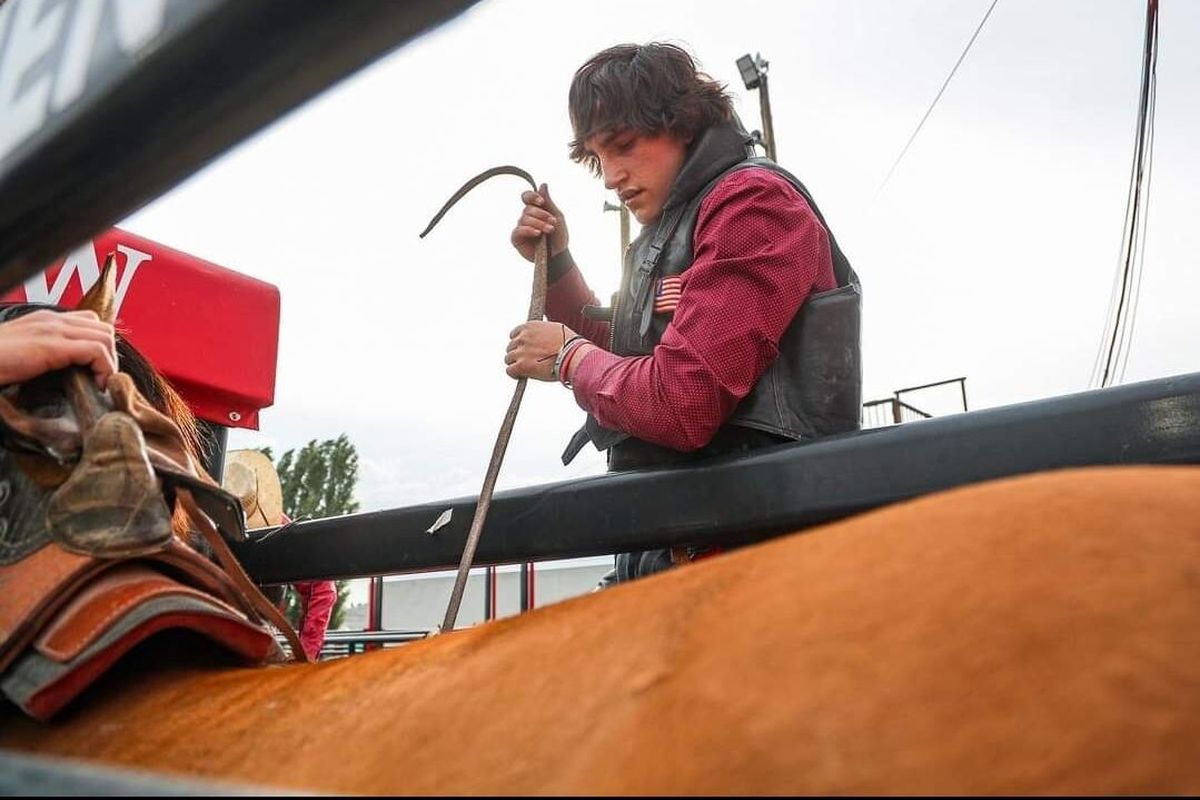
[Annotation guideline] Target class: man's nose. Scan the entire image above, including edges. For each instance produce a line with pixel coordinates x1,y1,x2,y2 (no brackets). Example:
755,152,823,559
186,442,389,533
601,159,625,191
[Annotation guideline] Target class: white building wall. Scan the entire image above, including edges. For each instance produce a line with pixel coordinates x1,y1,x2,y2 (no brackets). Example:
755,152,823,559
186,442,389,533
378,556,614,631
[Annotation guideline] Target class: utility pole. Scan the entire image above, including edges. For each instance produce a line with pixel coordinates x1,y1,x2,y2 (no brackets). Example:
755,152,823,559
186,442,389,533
736,52,776,161
603,200,630,265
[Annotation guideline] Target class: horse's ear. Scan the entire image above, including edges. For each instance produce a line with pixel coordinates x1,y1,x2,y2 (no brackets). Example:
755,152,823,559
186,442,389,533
78,251,118,324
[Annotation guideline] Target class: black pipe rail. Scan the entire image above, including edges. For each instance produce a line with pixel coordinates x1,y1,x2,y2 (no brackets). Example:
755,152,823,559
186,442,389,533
234,372,1200,584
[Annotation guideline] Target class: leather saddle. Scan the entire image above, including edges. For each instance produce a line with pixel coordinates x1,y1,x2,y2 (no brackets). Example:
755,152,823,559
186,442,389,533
0,260,307,721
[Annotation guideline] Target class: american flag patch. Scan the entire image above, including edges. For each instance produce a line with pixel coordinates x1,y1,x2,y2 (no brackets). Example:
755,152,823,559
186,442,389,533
653,275,682,314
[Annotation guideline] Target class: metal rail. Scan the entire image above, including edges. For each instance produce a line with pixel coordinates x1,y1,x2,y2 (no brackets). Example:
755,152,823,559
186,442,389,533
234,372,1200,584
274,629,431,660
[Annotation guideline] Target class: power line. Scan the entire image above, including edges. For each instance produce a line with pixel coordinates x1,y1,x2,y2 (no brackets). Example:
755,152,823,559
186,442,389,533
1092,0,1158,389
874,0,1000,198
1114,76,1156,386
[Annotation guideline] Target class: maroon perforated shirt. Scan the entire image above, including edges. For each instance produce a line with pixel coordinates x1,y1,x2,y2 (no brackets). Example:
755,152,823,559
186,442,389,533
545,167,837,451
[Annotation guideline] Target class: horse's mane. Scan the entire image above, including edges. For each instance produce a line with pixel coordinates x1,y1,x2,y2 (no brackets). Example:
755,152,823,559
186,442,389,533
113,335,207,465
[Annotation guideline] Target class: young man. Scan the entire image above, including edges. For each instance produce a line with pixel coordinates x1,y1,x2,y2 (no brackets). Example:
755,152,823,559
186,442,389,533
505,43,861,583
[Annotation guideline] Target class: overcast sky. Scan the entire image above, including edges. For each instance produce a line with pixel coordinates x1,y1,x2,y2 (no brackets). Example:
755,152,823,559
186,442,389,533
119,0,1199,522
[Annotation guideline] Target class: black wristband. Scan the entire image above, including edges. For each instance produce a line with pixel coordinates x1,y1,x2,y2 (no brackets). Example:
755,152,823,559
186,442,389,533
548,249,577,284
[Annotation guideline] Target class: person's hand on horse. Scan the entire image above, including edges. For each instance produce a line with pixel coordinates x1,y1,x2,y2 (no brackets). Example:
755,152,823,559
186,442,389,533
505,320,587,382
510,183,568,263
0,309,117,388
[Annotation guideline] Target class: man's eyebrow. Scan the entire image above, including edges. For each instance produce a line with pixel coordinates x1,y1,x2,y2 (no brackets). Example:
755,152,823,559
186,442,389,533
593,129,628,149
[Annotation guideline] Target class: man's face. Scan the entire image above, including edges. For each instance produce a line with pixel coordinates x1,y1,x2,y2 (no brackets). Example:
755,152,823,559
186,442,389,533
585,130,690,225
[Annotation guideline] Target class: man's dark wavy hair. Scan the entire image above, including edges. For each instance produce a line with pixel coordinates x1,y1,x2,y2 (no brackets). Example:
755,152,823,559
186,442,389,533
568,42,733,175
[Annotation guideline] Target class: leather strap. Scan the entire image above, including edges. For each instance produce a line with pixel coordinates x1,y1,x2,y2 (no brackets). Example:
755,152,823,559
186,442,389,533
176,489,309,662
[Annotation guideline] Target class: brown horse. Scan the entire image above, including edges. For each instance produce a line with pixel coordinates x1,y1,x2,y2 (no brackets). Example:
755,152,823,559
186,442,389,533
3,464,1198,794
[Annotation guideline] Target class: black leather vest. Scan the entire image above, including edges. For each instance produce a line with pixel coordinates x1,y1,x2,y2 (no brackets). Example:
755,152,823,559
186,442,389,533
563,122,862,470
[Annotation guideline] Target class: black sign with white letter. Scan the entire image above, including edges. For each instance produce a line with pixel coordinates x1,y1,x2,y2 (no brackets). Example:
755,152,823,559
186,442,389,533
0,0,210,174
0,0,478,294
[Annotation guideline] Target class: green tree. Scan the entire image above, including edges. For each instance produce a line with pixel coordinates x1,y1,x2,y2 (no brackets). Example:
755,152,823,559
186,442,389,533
277,434,360,521
265,435,360,631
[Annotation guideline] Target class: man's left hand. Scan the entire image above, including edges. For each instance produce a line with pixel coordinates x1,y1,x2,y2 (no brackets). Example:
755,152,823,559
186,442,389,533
505,321,576,382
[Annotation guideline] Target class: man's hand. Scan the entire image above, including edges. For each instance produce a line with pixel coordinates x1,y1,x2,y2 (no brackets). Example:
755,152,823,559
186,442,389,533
0,309,117,388
510,183,568,263
505,321,577,381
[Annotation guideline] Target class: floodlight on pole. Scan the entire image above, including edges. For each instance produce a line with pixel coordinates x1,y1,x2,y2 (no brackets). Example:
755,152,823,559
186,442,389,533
736,53,763,90
736,52,776,161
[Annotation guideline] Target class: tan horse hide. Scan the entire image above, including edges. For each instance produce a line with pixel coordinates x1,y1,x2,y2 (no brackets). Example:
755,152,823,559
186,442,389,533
0,257,303,721
1,465,1198,794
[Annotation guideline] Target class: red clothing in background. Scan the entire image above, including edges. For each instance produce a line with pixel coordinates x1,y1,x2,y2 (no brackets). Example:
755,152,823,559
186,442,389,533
278,513,336,660
545,167,837,451
293,579,336,661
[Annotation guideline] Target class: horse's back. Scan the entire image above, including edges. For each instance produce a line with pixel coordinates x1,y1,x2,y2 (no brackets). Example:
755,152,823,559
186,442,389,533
4,465,1199,794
